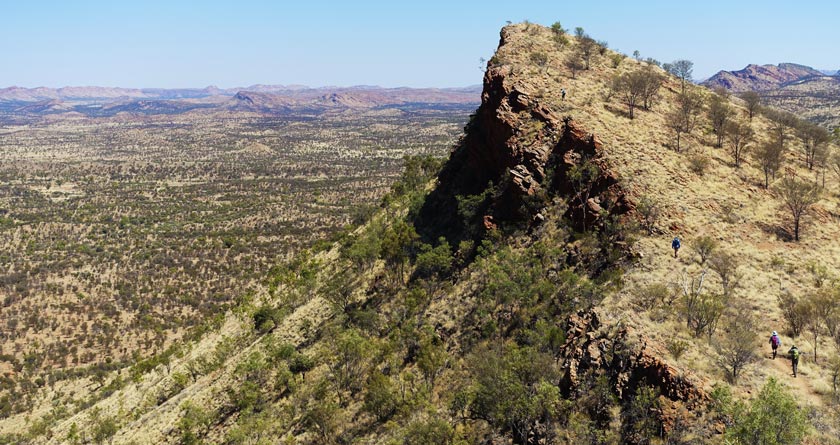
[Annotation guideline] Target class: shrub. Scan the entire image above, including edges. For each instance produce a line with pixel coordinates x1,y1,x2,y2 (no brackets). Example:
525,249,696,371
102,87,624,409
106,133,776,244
530,51,549,67
692,235,718,265
687,152,710,176
633,283,673,310
404,418,454,445
715,313,758,382
363,370,397,421
778,292,807,337
252,305,282,333
667,339,689,360
635,195,661,235
726,378,807,445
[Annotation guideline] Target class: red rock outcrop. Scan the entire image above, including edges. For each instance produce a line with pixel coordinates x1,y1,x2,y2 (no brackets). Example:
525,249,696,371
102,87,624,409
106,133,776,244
418,35,632,240
559,310,708,435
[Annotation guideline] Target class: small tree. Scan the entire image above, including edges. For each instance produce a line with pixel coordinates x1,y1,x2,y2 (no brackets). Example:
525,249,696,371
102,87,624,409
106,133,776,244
565,55,584,79
323,268,356,315
709,251,741,298
621,385,662,443
568,156,600,231
328,329,372,399
716,312,758,382
692,235,718,265
639,66,664,110
775,176,820,241
755,139,785,188
380,221,419,284
726,118,754,167
739,91,761,121
798,122,831,171
666,91,703,152
708,92,733,148
577,35,598,70
680,271,726,338
807,289,838,363
550,22,568,47
636,195,661,235
778,292,807,338
363,370,397,421
177,401,213,445
666,59,694,93
612,69,647,119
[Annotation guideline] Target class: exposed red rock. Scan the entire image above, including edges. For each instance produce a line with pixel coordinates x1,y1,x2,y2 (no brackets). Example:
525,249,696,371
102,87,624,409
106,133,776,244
559,310,708,434
418,50,631,238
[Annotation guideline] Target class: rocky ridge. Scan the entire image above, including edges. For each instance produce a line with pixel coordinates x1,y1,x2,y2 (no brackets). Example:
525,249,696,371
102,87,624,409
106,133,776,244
702,63,825,92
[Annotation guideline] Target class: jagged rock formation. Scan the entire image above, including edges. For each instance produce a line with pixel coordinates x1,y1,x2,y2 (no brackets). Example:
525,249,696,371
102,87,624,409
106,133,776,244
418,57,631,242
560,310,707,408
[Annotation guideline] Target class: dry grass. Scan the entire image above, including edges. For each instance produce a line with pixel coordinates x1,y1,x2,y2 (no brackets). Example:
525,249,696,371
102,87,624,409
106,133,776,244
5,22,840,443
495,24,840,416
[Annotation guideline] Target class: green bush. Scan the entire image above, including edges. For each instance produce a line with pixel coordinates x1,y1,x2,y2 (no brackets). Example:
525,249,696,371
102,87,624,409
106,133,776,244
692,235,718,264
726,377,808,445
687,152,710,176
252,305,282,333
363,370,397,421
403,418,454,445
666,339,689,360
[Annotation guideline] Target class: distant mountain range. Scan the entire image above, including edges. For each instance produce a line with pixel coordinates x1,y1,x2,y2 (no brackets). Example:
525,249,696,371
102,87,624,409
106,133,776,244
0,84,482,118
701,63,830,92
702,63,840,128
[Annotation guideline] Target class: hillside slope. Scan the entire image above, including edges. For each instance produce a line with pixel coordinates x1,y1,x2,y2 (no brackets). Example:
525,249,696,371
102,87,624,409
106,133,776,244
761,76,840,128
4,22,840,444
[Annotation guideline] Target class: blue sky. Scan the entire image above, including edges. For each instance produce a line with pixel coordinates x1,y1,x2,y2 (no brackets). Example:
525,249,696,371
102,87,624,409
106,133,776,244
2,0,838,88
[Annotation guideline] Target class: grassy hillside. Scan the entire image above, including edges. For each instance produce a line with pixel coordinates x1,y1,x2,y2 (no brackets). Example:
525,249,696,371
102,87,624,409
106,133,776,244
4,22,840,444
761,76,840,128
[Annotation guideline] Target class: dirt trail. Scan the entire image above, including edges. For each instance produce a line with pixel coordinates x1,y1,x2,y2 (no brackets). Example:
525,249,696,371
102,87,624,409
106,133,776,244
764,347,820,401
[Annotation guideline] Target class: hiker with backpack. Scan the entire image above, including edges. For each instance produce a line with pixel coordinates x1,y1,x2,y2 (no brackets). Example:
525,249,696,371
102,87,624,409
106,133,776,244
769,331,781,359
789,345,800,377
671,236,681,258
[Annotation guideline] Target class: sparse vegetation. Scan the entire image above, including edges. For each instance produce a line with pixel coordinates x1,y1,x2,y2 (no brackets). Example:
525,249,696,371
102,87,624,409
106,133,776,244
666,91,704,152
775,176,820,241
7,20,840,444
709,89,734,148
739,91,762,121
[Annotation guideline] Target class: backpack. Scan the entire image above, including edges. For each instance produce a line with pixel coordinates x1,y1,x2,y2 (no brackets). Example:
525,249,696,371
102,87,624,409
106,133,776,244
771,335,780,347
672,237,681,249
791,348,800,360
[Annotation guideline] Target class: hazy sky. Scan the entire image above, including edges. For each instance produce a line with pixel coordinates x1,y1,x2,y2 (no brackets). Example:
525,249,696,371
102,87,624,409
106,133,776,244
3,0,838,88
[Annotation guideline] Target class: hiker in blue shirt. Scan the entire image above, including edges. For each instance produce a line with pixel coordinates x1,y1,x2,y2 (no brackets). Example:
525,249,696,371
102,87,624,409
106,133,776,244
671,237,681,258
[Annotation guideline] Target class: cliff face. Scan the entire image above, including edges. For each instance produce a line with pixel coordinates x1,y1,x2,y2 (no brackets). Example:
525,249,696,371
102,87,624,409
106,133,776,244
418,37,631,242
